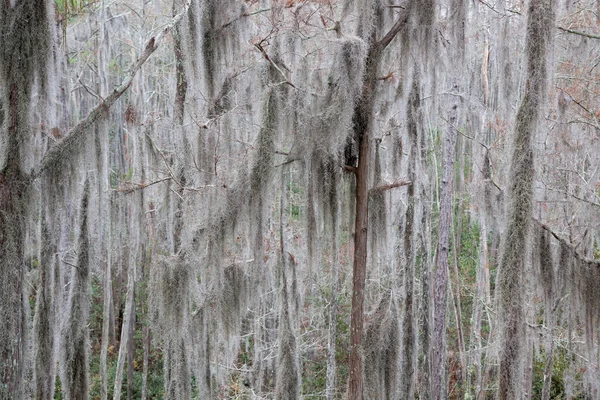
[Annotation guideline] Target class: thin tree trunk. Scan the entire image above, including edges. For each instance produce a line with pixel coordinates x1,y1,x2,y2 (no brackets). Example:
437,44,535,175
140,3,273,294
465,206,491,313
61,182,92,400
468,219,487,398
326,184,341,400
431,96,458,400
401,70,420,399
113,253,136,400
451,218,467,387
33,216,56,400
141,324,150,400
275,171,300,399
100,241,113,400
127,308,135,400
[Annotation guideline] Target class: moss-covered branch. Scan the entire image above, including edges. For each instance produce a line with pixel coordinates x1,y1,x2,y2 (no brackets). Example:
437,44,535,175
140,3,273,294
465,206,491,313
32,0,192,180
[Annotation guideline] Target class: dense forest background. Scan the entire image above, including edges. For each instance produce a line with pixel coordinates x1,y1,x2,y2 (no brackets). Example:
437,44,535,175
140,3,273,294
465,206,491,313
1,0,599,398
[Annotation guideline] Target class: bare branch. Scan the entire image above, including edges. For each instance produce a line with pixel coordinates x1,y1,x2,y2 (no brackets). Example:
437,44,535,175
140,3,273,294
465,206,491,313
116,177,173,194
558,26,600,41
32,0,192,180
535,220,600,268
344,165,357,174
370,179,412,193
254,43,297,88
376,0,412,50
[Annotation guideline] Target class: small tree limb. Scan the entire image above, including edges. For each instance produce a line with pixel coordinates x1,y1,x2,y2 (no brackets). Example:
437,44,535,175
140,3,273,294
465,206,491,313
254,43,297,88
557,26,600,41
370,179,411,193
535,220,600,268
32,0,192,180
376,0,412,50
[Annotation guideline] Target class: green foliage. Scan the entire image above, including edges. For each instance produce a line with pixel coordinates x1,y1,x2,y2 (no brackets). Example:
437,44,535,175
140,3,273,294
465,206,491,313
54,0,97,18
88,346,164,399
531,347,571,399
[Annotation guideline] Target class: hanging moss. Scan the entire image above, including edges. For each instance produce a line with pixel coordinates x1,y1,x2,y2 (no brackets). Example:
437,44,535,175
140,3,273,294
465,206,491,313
364,293,399,399
496,1,555,397
0,2,52,395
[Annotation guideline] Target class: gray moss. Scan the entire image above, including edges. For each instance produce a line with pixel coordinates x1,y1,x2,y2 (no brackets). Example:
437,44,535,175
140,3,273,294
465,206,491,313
496,1,555,397
364,293,399,400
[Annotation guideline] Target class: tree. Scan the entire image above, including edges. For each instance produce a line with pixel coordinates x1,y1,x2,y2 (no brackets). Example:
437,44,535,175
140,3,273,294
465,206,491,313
496,0,555,397
3,1,600,398
0,2,53,396
346,4,412,398
0,1,190,397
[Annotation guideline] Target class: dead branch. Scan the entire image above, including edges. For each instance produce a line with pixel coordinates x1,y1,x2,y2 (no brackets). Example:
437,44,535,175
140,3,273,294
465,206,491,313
370,179,412,193
254,42,297,88
558,26,600,41
535,220,600,268
116,177,173,194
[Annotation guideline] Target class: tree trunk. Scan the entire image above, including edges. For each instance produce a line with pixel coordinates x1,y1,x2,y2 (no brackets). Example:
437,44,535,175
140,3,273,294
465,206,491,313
0,163,27,399
347,6,412,396
33,217,57,400
431,98,458,400
61,182,91,400
0,2,51,395
401,71,419,399
348,44,380,400
326,181,341,400
113,253,136,400
497,0,555,397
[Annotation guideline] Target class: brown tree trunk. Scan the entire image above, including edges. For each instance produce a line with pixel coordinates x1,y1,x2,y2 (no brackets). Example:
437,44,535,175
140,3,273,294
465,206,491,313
348,120,372,399
348,6,412,398
348,29,383,397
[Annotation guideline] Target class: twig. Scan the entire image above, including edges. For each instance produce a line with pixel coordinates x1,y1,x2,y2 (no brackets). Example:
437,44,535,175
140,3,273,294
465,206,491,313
61,258,81,270
254,43,297,88
116,177,173,193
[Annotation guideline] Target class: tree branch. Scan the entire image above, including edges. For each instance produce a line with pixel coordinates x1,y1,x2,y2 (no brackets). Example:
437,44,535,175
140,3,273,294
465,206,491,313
32,0,192,180
370,179,412,193
343,165,357,174
535,219,600,268
376,0,412,50
254,43,297,88
558,26,600,41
